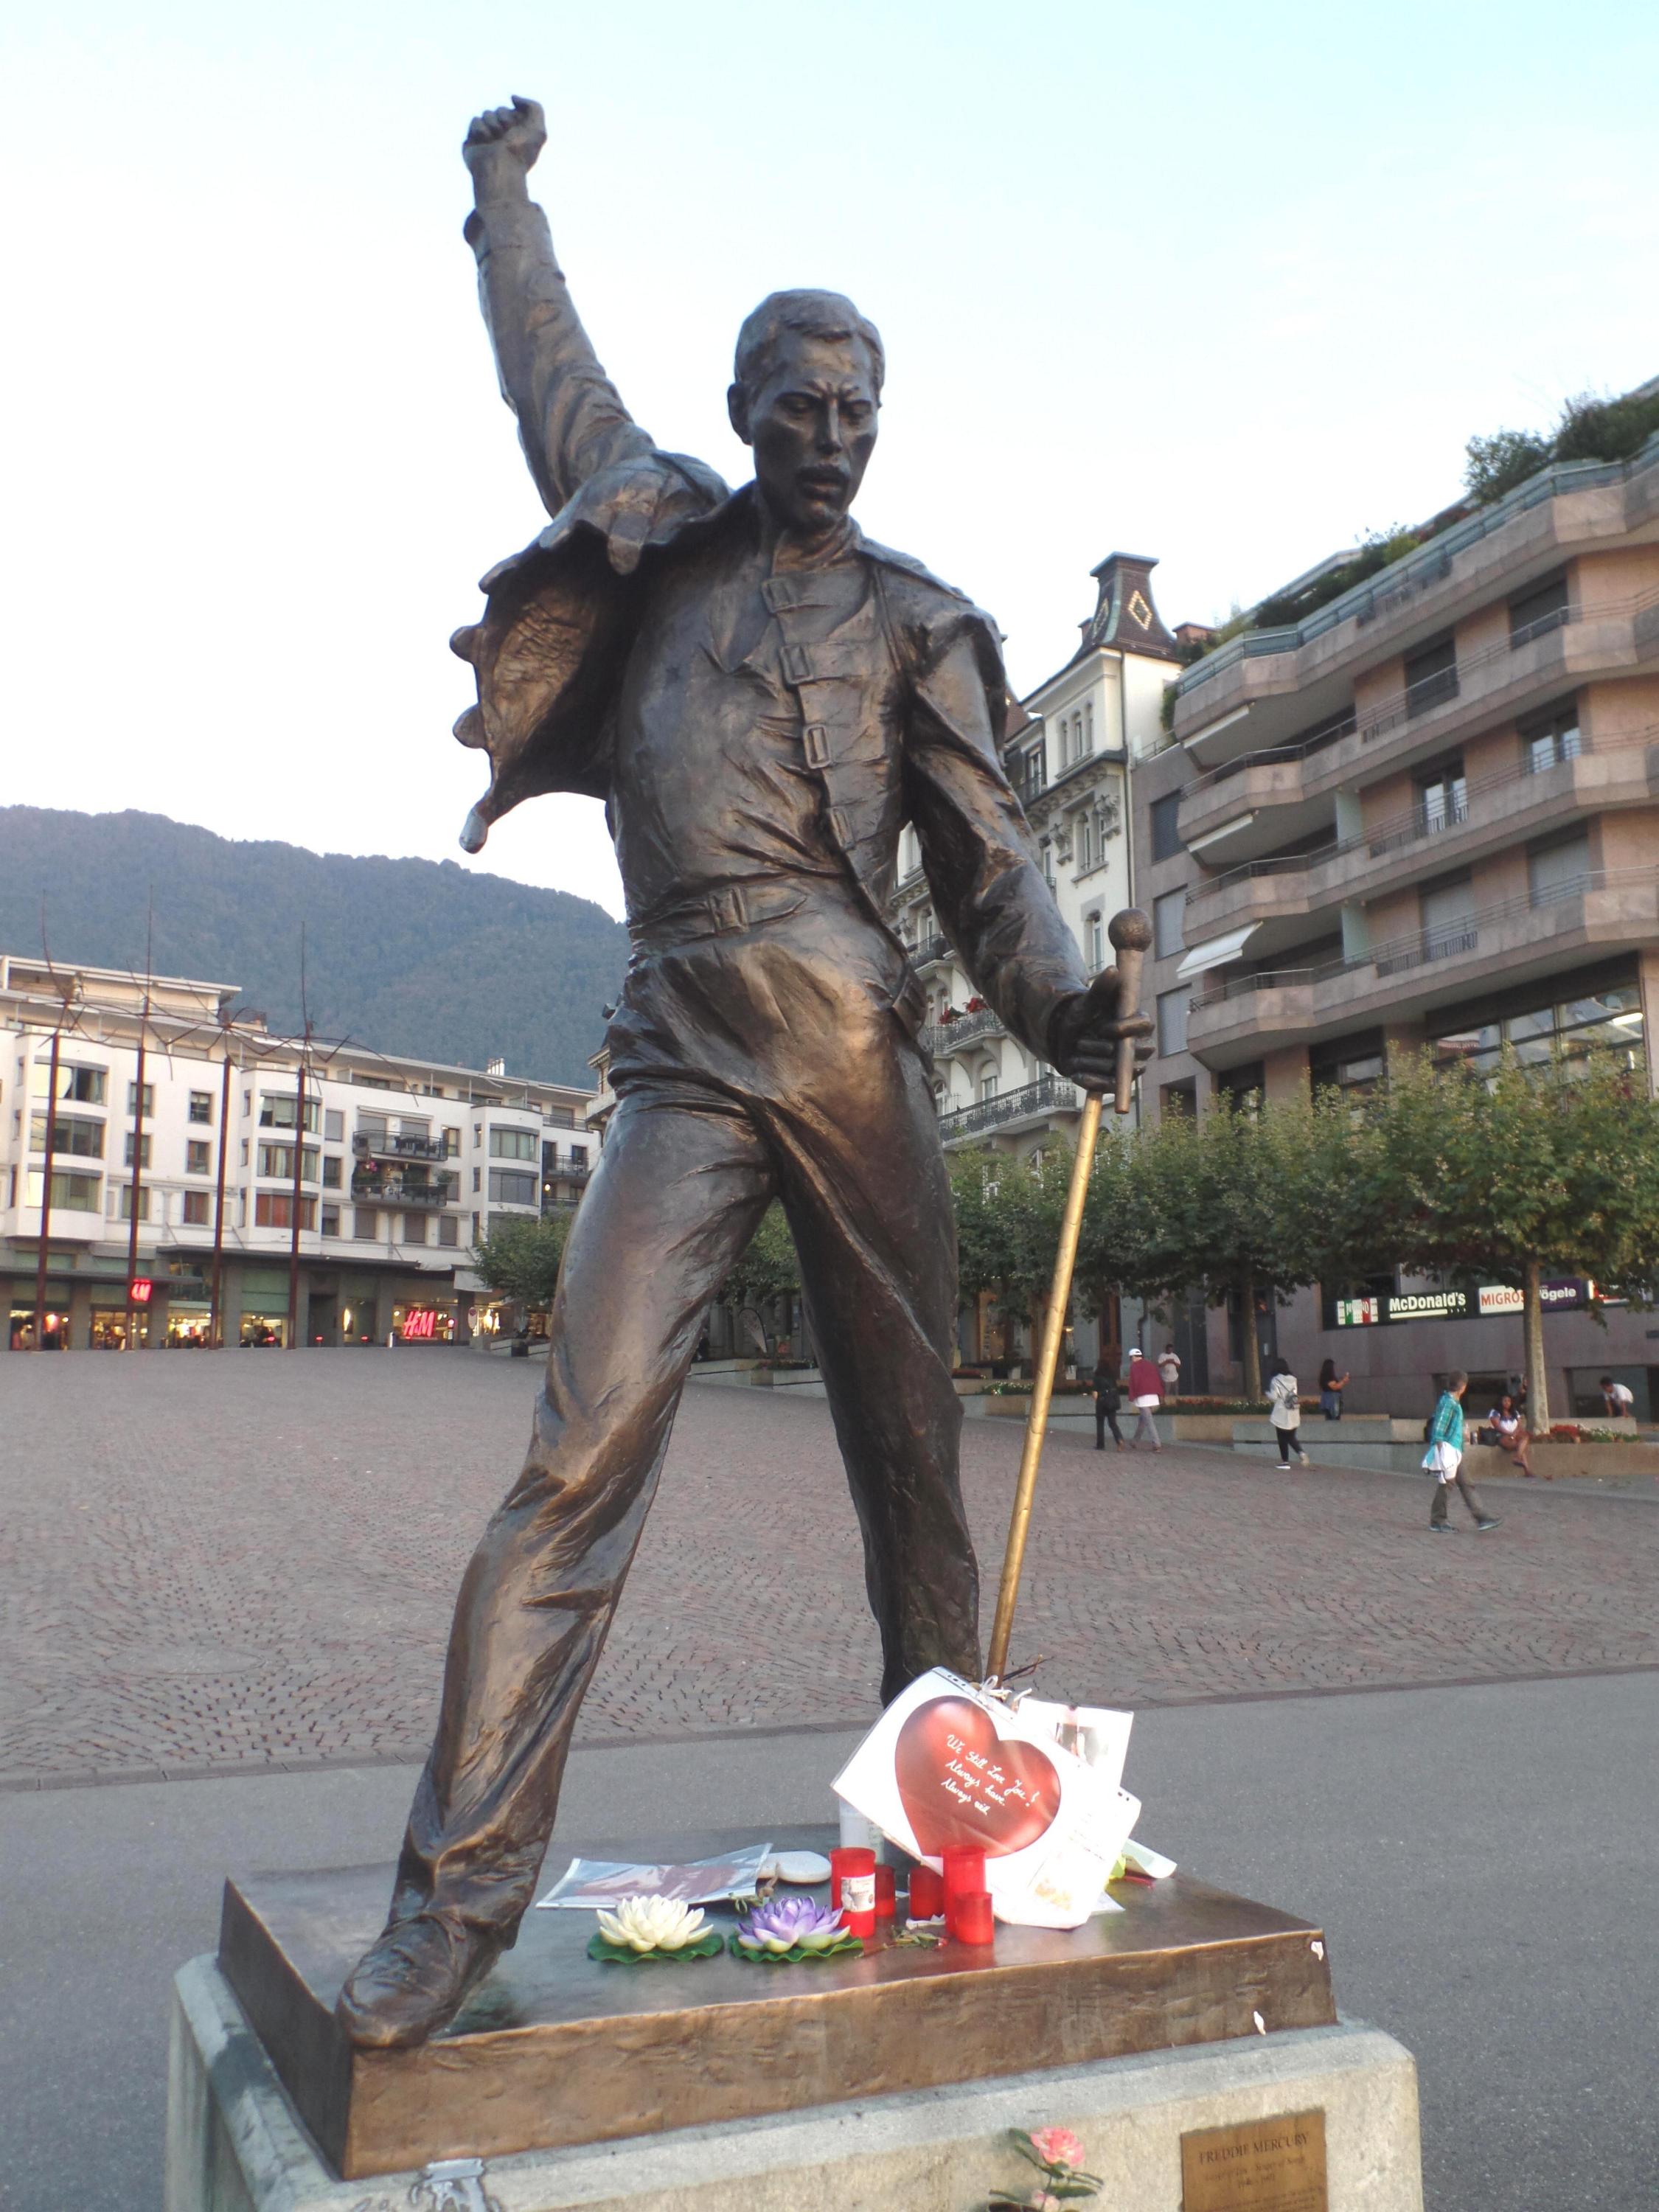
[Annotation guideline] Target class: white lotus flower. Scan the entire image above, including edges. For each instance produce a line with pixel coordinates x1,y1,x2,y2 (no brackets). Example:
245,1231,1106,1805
596,1895,710,1952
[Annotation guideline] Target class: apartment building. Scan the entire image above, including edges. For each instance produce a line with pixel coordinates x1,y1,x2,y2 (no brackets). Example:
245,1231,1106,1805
1138,421,1659,1414
1,955,594,1351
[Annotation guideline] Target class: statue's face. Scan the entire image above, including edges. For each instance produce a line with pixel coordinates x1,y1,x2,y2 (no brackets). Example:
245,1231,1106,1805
732,331,880,535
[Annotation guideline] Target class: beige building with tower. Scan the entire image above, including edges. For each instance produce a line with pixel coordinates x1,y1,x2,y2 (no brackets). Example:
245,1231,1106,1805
1,954,594,1352
1135,418,1659,1414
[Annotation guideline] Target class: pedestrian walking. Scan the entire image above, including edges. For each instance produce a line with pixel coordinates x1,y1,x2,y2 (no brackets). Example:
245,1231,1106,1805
1266,1357,1310,1465
1425,1370,1499,1533
1318,1357,1349,1420
1126,1347,1164,1452
1158,1343,1182,1398
1484,1392,1534,1477
1091,1357,1126,1452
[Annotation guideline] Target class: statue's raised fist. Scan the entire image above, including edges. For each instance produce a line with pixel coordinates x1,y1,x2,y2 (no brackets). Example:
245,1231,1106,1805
462,95,546,175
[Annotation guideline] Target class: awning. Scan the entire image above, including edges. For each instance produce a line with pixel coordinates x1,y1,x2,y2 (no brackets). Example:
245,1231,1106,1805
1175,923,1259,981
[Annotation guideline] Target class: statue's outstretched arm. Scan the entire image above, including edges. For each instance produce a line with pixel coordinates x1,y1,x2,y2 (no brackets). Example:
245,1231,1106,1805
462,97,653,516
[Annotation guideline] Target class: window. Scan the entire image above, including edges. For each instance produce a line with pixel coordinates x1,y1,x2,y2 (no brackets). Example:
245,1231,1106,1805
188,1091,213,1124
547,1106,576,1129
472,1166,481,1193
33,1062,107,1104
321,1154,342,1188
1040,839,1054,887
488,1168,538,1206
1431,978,1644,1076
1420,874,1476,959
1077,813,1096,873
1018,745,1046,804
259,1093,320,1132
397,1116,431,1141
1528,831,1592,908
1509,571,1569,648
1161,1079,1197,1117
181,1189,211,1225
442,1126,462,1156
1310,1031,1385,1098
473,1124,483,1149
124,1131,152,1169
185,1139,212,1176
254,1192,315,1230
1084,911,1105,970
257,1143,320,1181
117,1184,151,1222
1216,1062,1265,1112
1522,700,1582,773
978,1073,999,1102
569,1144,587,1166
25,1169,100,1212
127,1082,155,1117
402,1213,431,1246
324,1108,345,1142
1150,791,1183,863
1083,701,1094,755
320,1204,341,1237
472,1211,482,1244
1153,889,1186,961
490,1127,538,1161
1157,988,1188,1057
29,1113,102,1158
438,1214,460,1248
354,1207,380,1240
1404,634,1458,717
1417,759,1467,835
357,1113,388,1148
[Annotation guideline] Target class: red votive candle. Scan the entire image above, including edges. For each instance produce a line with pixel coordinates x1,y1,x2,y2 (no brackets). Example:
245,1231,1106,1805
941,1845,987,1907
829,1845,874,1910
874,1864,897,1919
953,1890,995,1945
908,1864,945,1920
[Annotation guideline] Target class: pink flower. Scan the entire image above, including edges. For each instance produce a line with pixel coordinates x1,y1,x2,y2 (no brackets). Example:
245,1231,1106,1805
1029,2127,1086,2171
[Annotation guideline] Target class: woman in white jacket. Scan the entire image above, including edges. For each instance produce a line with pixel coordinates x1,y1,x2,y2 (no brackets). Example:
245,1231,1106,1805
1267,1358,1310,1466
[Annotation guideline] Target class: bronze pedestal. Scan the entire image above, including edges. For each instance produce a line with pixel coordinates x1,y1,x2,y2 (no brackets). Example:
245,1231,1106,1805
218,1825,1336,2182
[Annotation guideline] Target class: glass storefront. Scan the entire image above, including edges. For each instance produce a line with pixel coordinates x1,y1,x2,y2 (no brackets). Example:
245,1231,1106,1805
1432,979,1644,1076
166,1304,213,1347
10,1307,69,1351
392,1300,457,1344
239,1312,288,1348
91,1307,150,1351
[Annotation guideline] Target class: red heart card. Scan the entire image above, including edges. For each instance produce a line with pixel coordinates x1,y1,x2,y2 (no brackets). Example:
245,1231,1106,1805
894,1695,1060,1857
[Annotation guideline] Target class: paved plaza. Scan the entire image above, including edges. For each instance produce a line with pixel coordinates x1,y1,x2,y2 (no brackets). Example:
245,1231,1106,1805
1,1353,1655,1786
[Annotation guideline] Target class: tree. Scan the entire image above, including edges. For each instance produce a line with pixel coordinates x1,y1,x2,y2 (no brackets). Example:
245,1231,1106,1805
720,1203,801,1355
1343,1052,1659,1429
1106,1097,1331,1400
947,1146,1065,1367
473,1211,573,1313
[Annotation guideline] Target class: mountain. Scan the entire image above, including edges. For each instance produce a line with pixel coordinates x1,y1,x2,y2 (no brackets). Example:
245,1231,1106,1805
0,808,628,1088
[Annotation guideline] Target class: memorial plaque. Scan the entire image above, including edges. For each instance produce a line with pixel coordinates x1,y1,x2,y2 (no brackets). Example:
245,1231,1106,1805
1181,2107,1327,2211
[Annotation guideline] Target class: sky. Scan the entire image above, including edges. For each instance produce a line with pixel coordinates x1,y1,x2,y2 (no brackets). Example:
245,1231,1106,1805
2,0,1654,921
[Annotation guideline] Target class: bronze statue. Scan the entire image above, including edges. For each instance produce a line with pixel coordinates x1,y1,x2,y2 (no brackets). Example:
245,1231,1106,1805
338,95,1151,2049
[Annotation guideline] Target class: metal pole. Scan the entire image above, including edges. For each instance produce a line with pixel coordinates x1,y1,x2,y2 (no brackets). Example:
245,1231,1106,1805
287,1037,307,1348
125,1009,148,1350
209,1035,234,1347
32,1028,61,1349
985,909,1150,1683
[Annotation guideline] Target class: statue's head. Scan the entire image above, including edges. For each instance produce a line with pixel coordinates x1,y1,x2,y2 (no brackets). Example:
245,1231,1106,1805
728,291,883,535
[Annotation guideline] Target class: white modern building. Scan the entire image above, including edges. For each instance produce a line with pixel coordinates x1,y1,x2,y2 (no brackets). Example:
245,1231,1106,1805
2,954,594,1350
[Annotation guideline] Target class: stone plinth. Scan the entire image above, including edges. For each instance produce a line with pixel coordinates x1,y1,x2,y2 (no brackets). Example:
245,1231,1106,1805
215,1832,1335,2179
167,1955,1422,2212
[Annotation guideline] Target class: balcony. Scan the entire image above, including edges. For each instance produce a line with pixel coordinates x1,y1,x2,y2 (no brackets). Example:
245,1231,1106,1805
353,1132,451,1164
548,1156,591,1182
912,933,953,971
1186,867,1659,1060
1172,437,1659,757
1175,586,1659,866
1182,730,1659,946
938,1077,1082,1143
349,1173,457,1208
920,1007,1006,1057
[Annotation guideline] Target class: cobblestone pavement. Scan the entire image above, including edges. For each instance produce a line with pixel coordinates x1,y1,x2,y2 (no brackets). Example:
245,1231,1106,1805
1,1355,1655,1784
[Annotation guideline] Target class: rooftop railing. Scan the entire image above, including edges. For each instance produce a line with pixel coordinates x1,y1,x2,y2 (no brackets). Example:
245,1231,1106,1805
1183,582,1659,799
1175,432,1659,701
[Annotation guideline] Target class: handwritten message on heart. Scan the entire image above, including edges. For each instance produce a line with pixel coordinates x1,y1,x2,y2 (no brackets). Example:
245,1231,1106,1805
894,1695,1060,1857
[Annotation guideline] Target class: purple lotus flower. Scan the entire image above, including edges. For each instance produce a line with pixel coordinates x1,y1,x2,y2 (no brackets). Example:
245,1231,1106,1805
736,1893,849,1954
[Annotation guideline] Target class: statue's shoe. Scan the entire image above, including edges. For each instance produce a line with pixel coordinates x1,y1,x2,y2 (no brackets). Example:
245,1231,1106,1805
335,1910,504,2049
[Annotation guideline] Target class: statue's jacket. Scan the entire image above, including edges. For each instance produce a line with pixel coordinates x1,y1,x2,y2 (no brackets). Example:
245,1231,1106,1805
451,185,1088,1066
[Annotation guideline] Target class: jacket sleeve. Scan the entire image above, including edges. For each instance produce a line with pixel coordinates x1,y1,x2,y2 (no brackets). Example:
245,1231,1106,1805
464,182,655,516
901,607,1088,1066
